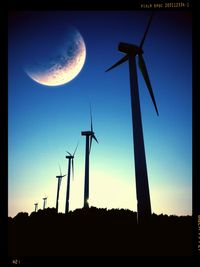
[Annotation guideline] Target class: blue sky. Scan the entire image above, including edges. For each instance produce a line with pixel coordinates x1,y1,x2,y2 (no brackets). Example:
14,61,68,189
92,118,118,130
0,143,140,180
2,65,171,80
8,11,192,217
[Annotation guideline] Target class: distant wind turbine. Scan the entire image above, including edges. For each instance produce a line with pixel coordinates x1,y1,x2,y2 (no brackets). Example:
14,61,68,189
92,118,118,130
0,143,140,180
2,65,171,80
106,13,159,223
56,165,66,213
81,106,98,208
65,143,78,213
43,196,47,210
34,203,38,212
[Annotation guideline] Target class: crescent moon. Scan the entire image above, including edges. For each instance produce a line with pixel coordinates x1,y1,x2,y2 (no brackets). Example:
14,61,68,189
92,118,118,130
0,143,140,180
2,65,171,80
25,29,86,86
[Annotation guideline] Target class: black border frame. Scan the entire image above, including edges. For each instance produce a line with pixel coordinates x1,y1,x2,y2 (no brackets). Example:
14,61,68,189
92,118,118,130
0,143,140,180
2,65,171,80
1,0,199,265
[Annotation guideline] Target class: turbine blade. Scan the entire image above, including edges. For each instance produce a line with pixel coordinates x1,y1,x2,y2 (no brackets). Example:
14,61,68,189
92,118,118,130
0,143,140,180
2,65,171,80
90,104,93,133
59,164,62,176
105,55,128,72
138,54,159,116
73,142,79,156
72,159,74,180
66,151,72,156
92,134,99,144
89,136,92,154
139,12,154,49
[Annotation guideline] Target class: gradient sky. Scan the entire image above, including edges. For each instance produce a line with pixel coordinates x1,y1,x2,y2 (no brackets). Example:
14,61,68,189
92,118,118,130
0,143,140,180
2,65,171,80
8,11,192,217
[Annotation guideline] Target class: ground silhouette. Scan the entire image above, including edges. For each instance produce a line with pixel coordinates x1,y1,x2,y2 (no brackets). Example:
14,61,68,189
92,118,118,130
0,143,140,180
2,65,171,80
8,207,192,256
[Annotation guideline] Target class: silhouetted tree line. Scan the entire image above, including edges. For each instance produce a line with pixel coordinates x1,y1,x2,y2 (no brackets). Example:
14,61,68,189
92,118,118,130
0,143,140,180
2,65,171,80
8,207,192,256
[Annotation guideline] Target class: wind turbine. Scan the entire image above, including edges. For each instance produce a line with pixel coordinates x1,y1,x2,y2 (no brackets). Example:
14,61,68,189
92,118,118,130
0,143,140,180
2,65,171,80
55,165,66,213
65,143,78,213
81,106,98,208
34,203,38,212
106,13,159,223
43,196,47,210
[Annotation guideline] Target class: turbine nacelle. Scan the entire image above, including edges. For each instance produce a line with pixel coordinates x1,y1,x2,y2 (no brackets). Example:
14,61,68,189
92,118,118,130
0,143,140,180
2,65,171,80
65,155,74,159
118,42,143,55
81,130,98,150
81,130,95,136
56,175,66,179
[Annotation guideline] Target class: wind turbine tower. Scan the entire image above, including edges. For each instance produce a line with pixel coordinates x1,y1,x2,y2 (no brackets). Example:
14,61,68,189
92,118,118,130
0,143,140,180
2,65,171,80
106,13,159,223
55,166,66,213
81,107,98,208
34,203,38,212
43,197,47,210
65,143,78,213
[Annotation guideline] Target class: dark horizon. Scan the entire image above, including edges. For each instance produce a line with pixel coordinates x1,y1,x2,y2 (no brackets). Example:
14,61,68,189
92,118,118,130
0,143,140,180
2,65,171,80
8,206,192,256
8,205,192,219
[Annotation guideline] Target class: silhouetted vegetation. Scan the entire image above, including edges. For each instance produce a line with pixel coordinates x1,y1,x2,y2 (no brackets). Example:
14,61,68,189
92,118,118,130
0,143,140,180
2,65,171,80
8,207,192,256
